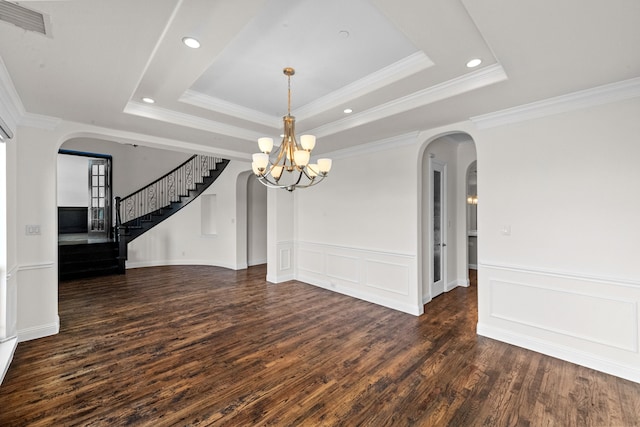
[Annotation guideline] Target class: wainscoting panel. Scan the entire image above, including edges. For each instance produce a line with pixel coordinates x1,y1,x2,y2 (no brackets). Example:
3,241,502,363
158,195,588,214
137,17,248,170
326,254,359,284
297,248,324,275
296,242,420,315
490,279,637,352
478,263,640,383
16,262,59,342
0,266,18,341
364,259,409,296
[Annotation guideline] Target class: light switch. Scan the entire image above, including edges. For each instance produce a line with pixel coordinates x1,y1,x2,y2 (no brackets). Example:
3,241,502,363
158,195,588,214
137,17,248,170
500,225,511,236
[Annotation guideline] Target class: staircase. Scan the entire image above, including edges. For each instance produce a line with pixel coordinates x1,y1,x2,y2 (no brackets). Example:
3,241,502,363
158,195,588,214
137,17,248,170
115,155,230,272
58,155,229,280
59,242,119,280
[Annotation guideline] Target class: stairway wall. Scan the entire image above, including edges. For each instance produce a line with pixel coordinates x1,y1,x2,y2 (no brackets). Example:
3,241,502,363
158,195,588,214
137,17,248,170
127,161,251,270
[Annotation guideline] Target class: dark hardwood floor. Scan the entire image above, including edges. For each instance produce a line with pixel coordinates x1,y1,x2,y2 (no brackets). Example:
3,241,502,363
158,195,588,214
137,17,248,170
1,265,639,426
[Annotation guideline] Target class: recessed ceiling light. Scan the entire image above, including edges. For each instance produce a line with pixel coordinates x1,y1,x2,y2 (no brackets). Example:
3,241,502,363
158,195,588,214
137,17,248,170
344,108,353,114
182,37,201,49
339,30,350,39
142,97,155,104
466,58,482,68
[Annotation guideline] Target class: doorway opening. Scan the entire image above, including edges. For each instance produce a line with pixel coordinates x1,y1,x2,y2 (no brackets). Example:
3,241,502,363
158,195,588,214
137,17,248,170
57,149,113,244
420,133,477,305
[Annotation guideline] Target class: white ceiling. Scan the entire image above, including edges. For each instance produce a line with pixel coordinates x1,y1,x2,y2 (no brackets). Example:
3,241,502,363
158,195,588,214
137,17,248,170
0,0,638,158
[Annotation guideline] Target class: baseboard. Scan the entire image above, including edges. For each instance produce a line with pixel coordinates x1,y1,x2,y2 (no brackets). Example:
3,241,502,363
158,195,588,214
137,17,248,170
266,273,295,284
0,336,18,385
17,316,60,343
477,322,640,384
298,273,423,316
125,259,239,271
248,258,267,267
446,279,469,291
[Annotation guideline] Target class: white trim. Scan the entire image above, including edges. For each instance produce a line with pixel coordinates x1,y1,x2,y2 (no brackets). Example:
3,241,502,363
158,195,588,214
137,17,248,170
18,262,55,271
180,90,278,128
299,272,422,316
0,336,17,385
123,101,265,142
0,56,24,128
470,76,640,129
296,241,420,315
20,112,61,130
488,279,638,353
125,260,244,271
17,316,59,343
295,52,434,122
446,279,469,291
309,63,508,138
266,273,295,283
477,323,640,384
296,240,416,259
60,127,251,161
325,132,420,159
480,261,640,288
178,52,433,127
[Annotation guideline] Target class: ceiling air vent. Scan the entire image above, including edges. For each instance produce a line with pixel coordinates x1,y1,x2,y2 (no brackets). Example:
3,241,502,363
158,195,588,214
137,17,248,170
0,1,47,35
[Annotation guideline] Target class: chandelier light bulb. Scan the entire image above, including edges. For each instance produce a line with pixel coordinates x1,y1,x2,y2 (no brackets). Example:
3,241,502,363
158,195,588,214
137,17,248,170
272,165,284,180
300,134,316,151
317,158,332,174
258,137,273,154
252,153,269,170
293,150,310,167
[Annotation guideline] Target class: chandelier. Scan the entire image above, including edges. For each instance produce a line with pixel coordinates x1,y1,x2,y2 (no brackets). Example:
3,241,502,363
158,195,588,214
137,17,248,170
251,67,332,191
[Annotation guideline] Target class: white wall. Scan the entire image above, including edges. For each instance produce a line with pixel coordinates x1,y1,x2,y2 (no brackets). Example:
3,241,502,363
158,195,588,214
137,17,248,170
15,126,59,342
294,135,421,315
57,154,90,207
247,176,267,266
61,138,192,201
127,160,251,270
475,97,640,382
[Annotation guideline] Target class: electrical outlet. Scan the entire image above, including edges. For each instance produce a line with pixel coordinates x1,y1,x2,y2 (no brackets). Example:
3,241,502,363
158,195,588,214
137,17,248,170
25,225,41,235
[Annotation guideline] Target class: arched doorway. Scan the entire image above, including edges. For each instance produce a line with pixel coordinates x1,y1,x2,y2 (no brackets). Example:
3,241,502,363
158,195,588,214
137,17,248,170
420,132,477,305
236,171,267,269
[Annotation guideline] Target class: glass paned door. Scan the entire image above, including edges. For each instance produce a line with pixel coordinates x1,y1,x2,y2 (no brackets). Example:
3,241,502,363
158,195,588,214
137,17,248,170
89,159,110,235
433,168,442,283
431,160,446,298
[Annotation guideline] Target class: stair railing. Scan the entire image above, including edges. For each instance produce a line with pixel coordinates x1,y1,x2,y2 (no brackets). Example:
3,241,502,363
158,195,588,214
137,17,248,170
117,155,222,223
114,154,224,272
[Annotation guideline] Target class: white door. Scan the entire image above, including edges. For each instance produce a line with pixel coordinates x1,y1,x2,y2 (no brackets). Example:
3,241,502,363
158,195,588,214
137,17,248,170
431,160,446,298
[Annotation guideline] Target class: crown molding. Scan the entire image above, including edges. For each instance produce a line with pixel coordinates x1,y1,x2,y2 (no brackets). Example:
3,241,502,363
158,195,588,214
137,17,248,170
310,63,508,138
0,56,24,134
0,56,61,135
470,76,640,129
177,52,433,128
295,52,434,122
124,101,264,142
20,112,61,130
180,89,279,128
326,131,420,159
63,123,252,161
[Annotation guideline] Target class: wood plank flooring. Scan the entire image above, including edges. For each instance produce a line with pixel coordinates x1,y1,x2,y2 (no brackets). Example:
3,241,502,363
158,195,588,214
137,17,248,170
1,265,639,426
